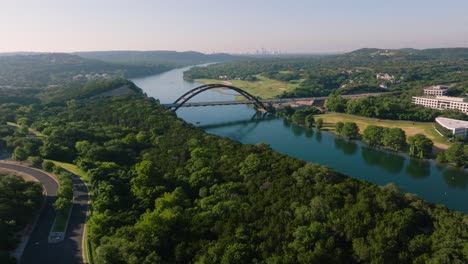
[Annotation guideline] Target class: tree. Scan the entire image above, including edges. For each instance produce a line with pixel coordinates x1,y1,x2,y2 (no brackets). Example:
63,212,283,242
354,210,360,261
0,175,42,253
131,160,164,207
283,105,295,116
341,122,360,139
335,122,344,134
54,197,72,215
445,142,466,166
436,151,447,163
363,125,384,146
30,156,43,167
305,115,315,128
42,160,54,172
136,131,149,145
291,111,307,125
16,125,29,136
12,146,28,161
315,118,324,130
382,128,406,151
325,94,347,112
408,134,433,158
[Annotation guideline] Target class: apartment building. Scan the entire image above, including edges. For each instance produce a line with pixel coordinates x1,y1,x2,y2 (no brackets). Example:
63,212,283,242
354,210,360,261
423,85,450,96
411,95,468,114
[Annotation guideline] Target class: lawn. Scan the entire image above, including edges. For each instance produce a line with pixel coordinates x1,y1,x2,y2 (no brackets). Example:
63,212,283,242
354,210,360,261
48,160,90,183
315,112,450,150
7,122,44,137
195,74,301,99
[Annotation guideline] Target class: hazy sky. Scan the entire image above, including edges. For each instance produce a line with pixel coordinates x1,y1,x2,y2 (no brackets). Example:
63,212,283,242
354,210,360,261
1,0,468,53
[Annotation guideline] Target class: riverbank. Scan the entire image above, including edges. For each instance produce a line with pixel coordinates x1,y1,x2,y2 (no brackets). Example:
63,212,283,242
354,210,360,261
195,74,300,98
313,112,450,150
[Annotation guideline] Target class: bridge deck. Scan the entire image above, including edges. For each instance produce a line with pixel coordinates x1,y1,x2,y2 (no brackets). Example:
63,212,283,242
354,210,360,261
163,93,386,108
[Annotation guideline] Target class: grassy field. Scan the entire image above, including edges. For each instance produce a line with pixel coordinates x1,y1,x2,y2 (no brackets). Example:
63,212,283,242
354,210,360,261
315,112,450,150
195,74,301,99
7,122,44,137
48,160,90,183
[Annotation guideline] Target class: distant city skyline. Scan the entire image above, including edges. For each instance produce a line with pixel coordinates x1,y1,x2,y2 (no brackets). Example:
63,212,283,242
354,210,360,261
1,0,468,53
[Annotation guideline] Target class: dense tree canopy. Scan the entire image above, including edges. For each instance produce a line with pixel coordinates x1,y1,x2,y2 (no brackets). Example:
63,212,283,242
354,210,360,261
1,91,463,264
0,174,42,261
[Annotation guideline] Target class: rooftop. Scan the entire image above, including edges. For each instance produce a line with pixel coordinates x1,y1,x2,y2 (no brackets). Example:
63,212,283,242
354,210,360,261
412,95,468,102
424,85,450,91
436,117,468,129
436,96,467,102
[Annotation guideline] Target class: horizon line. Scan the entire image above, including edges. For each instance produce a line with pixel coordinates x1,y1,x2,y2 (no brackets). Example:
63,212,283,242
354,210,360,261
1,46,468,56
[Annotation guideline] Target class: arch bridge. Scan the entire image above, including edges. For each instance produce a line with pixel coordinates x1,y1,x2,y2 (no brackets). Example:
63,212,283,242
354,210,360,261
166,84,269,112
164,84,385,112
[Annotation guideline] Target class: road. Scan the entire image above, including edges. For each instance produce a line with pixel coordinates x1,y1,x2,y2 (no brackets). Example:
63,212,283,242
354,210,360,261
0,162,89,264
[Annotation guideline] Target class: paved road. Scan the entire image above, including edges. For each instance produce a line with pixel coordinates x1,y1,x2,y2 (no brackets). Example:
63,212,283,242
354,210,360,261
0,162,89,264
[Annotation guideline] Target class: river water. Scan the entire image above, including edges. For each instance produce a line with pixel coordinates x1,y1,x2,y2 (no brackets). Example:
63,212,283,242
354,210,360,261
132,65,468,213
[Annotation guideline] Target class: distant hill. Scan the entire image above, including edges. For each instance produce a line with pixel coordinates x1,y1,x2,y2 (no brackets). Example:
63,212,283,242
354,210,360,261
74,50,242,67
347,47,468,59
0,52,46,57
415,48,468,59
0,53,170,87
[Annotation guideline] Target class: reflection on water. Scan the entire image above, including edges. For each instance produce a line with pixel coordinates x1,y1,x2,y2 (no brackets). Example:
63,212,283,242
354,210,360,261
199,113,272,130
291,123,304,136
334,137,358,156
315,131,323,143
361,146,405,174
444,168,468,189
406,158,431,179
304,128,314,138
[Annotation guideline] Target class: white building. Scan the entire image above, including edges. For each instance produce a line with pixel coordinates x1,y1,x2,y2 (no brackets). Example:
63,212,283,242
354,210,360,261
435,117,468,137
376,73,395,82
412,95,468,114
423,85,450,96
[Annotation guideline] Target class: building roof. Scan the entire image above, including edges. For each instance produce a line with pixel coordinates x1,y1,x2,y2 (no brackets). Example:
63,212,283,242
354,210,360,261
413,95,438,99
436,96,467,102
412,95,468,102
424,85,450,91
435,117,468,129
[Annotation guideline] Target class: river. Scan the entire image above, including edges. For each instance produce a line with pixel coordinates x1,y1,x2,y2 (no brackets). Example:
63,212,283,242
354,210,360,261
132,65,468,213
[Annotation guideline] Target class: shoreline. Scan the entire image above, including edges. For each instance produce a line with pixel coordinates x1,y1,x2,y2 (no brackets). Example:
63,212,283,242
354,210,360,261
281,114,465,170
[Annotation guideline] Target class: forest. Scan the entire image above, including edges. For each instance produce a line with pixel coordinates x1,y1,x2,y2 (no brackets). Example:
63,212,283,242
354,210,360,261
0,80,466,263
0,53,171,88
0,51,245,90
74,51,242,68
0,174,43,264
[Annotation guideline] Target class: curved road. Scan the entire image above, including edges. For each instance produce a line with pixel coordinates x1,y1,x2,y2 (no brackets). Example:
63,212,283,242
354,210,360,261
0,162,89,264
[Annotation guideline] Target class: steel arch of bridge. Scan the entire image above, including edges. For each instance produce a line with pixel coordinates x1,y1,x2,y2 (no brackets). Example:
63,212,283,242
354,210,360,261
171,84,269,112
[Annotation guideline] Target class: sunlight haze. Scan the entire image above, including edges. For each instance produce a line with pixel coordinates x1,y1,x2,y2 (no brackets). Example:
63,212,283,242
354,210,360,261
1,0,468,53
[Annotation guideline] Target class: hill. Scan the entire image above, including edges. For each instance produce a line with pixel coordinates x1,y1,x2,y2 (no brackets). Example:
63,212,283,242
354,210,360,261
346,47,468,59
74,50,242,67
0,53,170,87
